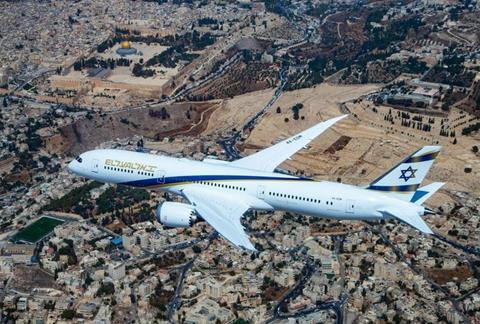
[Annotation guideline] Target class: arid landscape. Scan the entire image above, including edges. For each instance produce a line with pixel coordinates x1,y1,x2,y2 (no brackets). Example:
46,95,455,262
1,0,479,323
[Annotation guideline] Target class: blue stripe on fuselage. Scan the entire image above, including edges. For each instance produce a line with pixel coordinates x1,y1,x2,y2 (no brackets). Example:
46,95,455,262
121,174,312,188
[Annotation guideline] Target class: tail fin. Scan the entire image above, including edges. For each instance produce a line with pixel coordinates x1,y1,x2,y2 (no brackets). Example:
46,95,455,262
367,146,441,202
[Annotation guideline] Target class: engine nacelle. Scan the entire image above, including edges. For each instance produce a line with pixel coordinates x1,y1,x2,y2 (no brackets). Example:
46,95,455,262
155,202,197,228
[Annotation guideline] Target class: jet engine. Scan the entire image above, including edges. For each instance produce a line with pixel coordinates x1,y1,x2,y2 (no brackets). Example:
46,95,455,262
155,202,197,228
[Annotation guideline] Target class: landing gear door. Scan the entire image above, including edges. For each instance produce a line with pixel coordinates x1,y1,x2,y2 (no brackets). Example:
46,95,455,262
92,159,99,173
156,170,166,184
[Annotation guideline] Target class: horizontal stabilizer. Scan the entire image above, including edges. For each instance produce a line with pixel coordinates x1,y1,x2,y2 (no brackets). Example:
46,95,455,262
411,182,445,205
378,206,433,234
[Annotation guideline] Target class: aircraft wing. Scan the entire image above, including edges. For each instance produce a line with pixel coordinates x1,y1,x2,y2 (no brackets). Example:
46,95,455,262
182,187,256,251
230,115,348,172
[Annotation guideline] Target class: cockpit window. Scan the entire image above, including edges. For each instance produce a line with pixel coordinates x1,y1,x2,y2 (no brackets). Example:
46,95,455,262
75,156,83,163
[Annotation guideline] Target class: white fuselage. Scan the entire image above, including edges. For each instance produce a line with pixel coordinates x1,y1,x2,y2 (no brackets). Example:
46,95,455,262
68,149,424,222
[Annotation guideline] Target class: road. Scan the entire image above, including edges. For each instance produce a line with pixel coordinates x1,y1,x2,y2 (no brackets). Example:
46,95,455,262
166,232,217,323
333,235,347,296
172,52,243,99
14,68,55,92
219,67,288,160
217,5,316,162
166,259,194,321
446,29,473,45
10,4,312,126
9,48,241,118
247,235,338,322
433,233,480,257
267,236,347,324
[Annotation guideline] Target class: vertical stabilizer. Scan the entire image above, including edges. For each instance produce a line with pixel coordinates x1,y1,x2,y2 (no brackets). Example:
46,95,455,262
367,146,441,202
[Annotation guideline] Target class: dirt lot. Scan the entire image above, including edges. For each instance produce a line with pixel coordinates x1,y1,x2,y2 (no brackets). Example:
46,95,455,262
10,265,59,293
240,83,380,176
236,83,479,205
424,265,473,285
203,88,276,136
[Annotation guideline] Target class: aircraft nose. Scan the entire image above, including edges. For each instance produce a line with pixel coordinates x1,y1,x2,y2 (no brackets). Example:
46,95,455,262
68,159,82,175
67,160,75,172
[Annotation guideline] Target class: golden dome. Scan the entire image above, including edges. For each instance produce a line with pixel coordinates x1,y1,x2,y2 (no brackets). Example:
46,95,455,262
120,41,131,49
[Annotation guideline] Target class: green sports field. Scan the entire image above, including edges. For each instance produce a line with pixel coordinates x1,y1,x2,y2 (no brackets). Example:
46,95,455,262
11,216,64,244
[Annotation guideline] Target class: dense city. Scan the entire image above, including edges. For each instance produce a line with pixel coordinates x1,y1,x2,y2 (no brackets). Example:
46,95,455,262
0,0,479,323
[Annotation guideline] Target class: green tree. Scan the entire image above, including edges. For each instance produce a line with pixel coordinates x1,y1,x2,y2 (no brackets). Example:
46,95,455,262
61,309,76,320
96,282,115,296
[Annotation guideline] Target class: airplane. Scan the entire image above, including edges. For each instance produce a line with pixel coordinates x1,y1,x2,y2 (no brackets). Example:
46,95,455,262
68,114,444,251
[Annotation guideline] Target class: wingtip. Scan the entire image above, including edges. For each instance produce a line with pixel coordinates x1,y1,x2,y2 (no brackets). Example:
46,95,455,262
323,114,349,125
430,182,445,188
424,145,442,152
240,244,257,252
334,114,349,121
422,226,434,235
413,219,434,235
